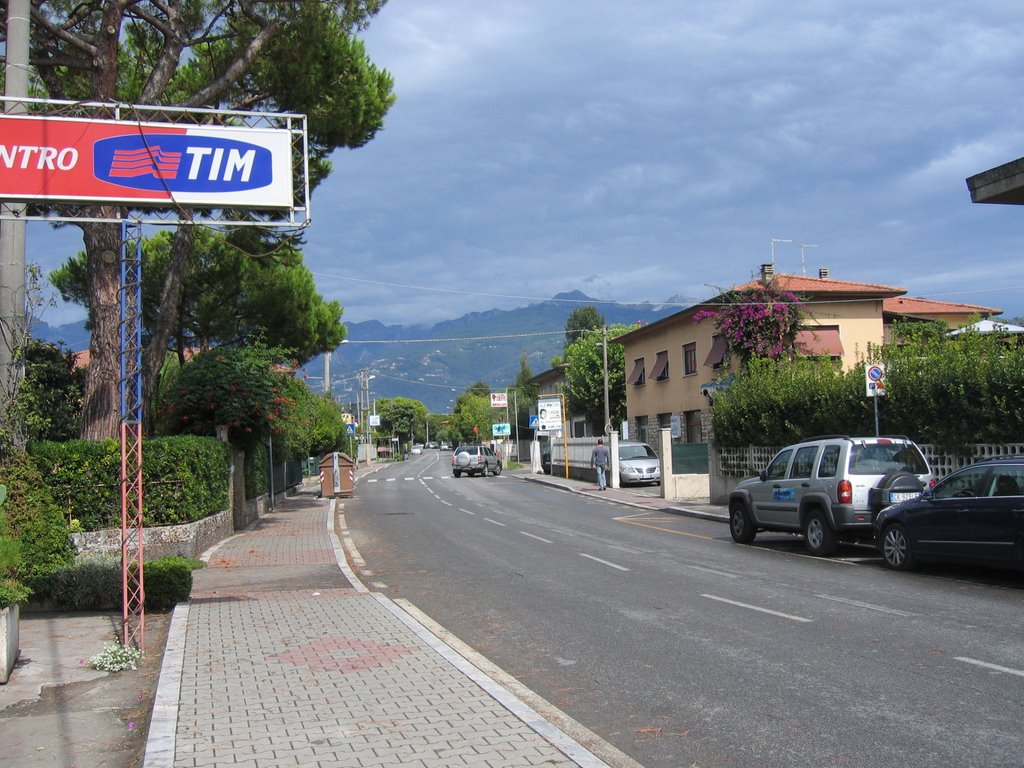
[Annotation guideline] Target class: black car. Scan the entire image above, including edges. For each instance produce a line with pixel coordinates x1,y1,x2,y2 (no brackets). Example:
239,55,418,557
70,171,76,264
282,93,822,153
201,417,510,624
874,458,1024,571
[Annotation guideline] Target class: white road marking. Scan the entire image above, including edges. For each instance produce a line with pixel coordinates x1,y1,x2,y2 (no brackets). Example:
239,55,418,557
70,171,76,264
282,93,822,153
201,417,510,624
817,594,914,616
385,478,396,482
439,499,453,506
370,581,388,589
580,553,630,571
701,594,813,623
367,478,378,483
459,508,475,515
521,531,553,544
484,518,507,527
687,564,739,578
956,657,1024,678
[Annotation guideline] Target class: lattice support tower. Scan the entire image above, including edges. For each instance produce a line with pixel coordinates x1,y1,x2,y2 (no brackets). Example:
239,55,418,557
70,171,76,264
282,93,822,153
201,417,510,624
120,220,145,650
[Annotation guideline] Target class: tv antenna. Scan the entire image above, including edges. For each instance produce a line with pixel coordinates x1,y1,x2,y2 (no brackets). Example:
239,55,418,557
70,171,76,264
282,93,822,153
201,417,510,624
800,243,818,275
770,237,792,264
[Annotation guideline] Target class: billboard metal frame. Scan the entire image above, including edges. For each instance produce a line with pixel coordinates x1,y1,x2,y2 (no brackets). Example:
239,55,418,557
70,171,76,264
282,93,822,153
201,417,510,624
1,98,311,649
0,97,310,228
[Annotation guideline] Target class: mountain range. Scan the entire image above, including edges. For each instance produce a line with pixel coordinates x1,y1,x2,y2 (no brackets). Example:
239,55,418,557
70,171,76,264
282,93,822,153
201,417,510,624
33,291,682,413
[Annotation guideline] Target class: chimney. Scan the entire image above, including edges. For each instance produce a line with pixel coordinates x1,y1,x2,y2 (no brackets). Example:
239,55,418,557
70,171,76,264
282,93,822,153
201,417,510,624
760,263,775,280
818,267,830,279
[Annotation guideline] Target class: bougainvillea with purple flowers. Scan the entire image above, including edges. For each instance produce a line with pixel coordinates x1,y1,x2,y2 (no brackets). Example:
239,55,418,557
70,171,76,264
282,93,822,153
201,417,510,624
695,281,806,364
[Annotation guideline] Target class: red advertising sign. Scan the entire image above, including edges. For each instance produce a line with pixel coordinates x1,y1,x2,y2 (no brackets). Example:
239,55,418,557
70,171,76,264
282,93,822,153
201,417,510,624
0,114,293,208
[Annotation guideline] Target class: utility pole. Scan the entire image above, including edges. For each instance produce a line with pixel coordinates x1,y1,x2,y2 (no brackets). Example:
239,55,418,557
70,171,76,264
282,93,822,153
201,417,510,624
0,0,30,425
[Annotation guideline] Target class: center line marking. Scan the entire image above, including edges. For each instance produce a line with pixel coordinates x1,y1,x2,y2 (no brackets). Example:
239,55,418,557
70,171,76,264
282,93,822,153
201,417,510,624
687,564,739,578
702,594,812,623
520,531,552,543
817,594,914,616
459,508,475,515
580,553,630,571
484,518,506,527
956,657,1024,678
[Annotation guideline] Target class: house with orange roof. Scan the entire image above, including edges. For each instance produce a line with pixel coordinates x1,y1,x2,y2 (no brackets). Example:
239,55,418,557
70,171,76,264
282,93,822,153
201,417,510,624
611,263,1001,446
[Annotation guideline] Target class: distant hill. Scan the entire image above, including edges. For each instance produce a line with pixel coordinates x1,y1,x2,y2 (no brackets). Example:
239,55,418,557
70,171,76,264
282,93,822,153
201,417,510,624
323,293,678,412
33,292,681,413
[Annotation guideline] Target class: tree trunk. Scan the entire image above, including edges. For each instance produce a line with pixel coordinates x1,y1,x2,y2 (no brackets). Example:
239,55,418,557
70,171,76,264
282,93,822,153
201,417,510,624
80,221,122,440
142,223,193,435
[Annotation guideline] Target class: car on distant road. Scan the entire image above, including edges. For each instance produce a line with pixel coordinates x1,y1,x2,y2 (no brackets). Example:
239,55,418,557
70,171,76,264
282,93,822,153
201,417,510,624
618,441,661,486
452,445,502,477
874,457,1024,571
729,435,934,556
410,444,423,455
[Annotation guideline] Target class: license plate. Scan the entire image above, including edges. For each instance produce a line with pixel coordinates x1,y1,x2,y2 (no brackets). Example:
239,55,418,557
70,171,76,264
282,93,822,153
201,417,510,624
889,491,918,503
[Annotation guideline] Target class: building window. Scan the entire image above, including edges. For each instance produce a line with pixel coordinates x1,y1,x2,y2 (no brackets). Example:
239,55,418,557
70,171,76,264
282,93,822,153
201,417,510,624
651,350,669,381
683,343,697,376
684,410,702,443
627,357,646,386
794,326,844,359
658,412,672,429
635,415,649,444
704,334,728,369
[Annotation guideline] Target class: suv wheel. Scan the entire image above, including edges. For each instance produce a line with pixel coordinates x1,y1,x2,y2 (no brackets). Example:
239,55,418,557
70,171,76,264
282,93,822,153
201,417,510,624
729,501,756,544
492,462,502,476
803,508,838,556
453,470,461,478
880,523,915,570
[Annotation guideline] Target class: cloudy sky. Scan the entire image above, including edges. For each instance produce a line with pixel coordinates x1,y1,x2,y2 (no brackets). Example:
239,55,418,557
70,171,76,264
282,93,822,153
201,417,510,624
33,0,1024,328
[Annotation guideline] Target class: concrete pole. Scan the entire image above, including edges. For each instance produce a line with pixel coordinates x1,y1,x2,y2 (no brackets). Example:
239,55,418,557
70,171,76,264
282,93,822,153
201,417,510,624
0,0,30,417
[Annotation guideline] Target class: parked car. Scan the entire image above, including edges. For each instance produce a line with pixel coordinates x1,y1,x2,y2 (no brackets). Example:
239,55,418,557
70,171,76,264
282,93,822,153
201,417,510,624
618,441,661,486
875,457,1024,571
452,445,502,477
729,435,934,556
410,444,423,455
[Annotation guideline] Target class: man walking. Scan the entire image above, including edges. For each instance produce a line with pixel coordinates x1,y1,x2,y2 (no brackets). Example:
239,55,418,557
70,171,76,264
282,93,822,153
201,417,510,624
591,438,610,490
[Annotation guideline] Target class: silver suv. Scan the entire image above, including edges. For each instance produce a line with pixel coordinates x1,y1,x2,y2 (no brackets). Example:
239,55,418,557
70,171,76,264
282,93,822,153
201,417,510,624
452,445,502,477
729,435,933,555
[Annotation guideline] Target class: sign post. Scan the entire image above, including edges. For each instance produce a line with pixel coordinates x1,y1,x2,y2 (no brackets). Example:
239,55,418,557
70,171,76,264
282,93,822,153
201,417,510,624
865,364,886,436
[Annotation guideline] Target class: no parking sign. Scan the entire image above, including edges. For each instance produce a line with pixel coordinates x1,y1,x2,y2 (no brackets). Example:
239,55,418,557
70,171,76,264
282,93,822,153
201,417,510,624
865,364,886,397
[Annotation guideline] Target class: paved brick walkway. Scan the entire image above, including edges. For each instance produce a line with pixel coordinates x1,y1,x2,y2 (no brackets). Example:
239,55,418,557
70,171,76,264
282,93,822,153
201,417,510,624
144,488,613,768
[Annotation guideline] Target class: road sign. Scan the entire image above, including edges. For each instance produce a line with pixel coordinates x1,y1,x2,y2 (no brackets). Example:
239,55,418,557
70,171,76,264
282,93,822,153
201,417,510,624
529,414,539,428
346,423,356,435
866,364,886,397
492,422,511,436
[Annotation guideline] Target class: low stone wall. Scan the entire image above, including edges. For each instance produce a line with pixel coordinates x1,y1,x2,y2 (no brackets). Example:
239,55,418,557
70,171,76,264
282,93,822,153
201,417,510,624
72,507,235,561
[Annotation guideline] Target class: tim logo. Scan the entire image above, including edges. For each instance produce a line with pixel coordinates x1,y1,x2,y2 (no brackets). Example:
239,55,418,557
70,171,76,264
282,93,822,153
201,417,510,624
94,134,273,193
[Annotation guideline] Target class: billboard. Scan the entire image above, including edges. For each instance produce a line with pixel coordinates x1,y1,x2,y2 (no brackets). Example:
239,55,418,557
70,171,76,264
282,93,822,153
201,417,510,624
537,396,563,432
0,114,292,208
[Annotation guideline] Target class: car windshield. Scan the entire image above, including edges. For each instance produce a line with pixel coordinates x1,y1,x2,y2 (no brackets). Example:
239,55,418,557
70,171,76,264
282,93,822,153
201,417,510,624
619,444,656,460
849,441,928,475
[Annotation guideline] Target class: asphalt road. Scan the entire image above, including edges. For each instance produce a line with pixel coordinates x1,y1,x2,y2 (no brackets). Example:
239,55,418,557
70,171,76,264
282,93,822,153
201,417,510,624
345,452,1024,768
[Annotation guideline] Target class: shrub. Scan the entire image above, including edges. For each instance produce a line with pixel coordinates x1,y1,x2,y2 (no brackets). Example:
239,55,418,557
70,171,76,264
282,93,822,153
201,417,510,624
0,450,74,590
143,556,202,611
33,555,202,612
35,556,121,611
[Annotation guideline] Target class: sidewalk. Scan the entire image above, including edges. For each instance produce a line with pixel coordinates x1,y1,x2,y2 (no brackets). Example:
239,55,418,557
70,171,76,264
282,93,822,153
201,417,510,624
143,483,635,768
521,469,730,523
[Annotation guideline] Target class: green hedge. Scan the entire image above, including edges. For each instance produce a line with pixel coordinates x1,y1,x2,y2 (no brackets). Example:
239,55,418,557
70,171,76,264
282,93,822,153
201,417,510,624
28,436,230,531
33,555,202,612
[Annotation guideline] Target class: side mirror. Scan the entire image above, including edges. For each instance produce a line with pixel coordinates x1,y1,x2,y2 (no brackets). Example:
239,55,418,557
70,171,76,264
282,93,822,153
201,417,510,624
759,470,768,481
